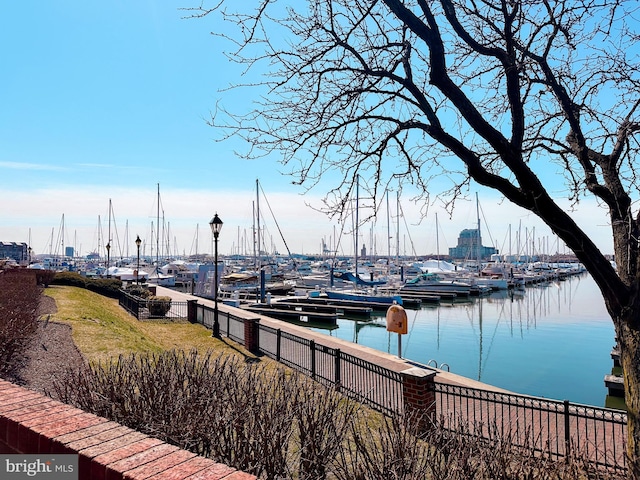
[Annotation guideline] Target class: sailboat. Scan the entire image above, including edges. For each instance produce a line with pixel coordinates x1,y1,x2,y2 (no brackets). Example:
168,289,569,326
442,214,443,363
455,194,510,291
308,176,403,306
147,184,176,287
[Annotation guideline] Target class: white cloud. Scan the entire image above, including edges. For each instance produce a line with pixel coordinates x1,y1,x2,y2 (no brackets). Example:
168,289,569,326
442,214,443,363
0,184,614,257
0,161,67,171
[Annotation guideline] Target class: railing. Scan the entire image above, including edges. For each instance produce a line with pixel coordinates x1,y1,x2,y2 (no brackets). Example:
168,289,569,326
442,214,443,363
183,298,629,471
119,290,189,321
257,324,404,416
197,304,246,344
435,383,627,471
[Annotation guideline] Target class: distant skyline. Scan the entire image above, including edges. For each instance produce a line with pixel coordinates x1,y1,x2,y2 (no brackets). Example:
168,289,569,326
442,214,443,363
0,2,614,259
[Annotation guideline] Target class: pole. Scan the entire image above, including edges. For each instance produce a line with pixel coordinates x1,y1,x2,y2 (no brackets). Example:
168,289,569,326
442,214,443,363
214,233,220,337
135,235,142,285
209,213,223,338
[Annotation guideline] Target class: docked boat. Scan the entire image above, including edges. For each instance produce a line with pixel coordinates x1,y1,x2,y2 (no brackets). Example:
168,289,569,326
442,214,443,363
309,288,403,306
220,272,295,296
147,271,176,287
106,266,149,283
402,272,474,292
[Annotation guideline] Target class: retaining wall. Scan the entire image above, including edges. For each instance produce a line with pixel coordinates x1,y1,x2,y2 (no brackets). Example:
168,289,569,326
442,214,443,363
0,379,255,480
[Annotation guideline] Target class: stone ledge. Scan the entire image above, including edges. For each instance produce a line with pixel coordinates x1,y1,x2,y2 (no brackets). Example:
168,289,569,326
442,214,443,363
0,379,256,480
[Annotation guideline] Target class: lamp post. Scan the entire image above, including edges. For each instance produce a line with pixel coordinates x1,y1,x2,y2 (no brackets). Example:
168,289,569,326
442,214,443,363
209,213,223,337
135,235,142,285
106,242,111,278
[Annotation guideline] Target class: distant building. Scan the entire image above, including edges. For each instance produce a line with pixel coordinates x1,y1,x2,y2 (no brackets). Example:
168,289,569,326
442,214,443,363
65,246,74,258
448,229,498,261
0,242,28,263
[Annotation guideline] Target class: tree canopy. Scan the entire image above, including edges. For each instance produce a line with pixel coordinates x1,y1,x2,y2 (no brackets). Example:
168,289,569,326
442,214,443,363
191,1,640,475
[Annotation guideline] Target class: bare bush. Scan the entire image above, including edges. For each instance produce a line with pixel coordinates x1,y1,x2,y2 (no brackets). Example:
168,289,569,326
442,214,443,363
293,382,359,480
331,411,623,480
53,350,624,479
332,410,436,480
53,350,358,479
0,272,41,379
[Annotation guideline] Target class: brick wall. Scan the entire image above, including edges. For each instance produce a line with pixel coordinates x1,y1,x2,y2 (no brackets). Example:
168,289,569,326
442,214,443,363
0,380,256,480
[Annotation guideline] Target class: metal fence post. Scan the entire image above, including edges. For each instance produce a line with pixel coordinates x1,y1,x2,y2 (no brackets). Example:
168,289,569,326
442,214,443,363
310,340,316,380
564,400,571,454
276,329,282,362
335,349,341,390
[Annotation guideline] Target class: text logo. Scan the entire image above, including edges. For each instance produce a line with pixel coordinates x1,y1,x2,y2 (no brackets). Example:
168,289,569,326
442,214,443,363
1,455,77,479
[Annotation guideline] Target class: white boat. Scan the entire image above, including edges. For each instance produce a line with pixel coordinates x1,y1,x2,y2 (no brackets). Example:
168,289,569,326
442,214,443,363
402,272,476,292
147,269,176,287
219,272,295,296
106,266,149,282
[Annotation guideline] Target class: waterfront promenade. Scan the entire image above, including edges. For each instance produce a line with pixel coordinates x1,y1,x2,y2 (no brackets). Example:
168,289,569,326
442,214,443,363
153,286,627,471
154,286,504,392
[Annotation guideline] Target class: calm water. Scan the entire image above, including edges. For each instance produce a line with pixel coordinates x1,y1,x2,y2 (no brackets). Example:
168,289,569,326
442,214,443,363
312,273,616,407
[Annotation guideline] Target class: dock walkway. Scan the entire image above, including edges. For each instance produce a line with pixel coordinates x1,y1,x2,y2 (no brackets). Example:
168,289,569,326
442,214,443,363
155,286,511,391
154,287,627,470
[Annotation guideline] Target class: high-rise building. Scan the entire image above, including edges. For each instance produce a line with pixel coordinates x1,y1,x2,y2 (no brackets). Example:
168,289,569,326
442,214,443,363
448,229,497,261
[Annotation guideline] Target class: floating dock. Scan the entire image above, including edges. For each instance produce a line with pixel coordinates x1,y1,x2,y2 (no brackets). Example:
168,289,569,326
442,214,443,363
242,304,338,325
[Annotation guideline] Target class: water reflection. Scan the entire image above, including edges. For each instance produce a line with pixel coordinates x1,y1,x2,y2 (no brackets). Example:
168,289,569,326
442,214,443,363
318,273,615,406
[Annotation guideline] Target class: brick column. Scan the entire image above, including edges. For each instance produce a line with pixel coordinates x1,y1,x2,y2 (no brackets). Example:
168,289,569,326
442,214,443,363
244,318,260,354
186,300,197,324
402,367,437,429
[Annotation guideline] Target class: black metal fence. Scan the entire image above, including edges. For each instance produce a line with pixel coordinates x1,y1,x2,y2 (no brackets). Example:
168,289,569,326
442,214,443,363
185,299,629,471
119,290,189,321
196,304,246,344
435,383,627,471
257,324,404,416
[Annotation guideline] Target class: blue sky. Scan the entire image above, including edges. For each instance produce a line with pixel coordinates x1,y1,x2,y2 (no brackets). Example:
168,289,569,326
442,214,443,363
0,2,613,259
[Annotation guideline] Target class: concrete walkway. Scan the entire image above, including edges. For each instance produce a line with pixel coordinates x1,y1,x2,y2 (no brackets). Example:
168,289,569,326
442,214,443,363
150,287,627,470
154,286,511,392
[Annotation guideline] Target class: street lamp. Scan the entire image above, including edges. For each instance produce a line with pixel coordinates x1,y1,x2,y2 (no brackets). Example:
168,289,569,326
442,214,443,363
106,242,111,278
209,213,223,337
135,235,142,285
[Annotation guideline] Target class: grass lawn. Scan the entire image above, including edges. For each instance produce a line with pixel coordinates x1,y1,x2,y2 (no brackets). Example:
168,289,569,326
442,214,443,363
44,285,245,364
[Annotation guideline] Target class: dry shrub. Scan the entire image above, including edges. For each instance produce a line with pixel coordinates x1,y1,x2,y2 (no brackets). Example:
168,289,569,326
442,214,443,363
0,272,41,379
331,412,622,480
332,410,434,479
53,350,357,479
52,350,625,480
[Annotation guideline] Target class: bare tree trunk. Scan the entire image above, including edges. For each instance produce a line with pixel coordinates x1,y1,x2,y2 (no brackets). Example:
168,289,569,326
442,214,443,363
619,320,640,478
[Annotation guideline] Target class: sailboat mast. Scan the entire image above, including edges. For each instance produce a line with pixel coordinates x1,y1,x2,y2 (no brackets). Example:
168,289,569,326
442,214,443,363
386,191,391,277
396,191,400,266
156,184,160,272
252,201,257,268
436,212,440,269
354,175,359,281
61,214,65,259
476,192,481,268
108,199,112,255
256,179,261,269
